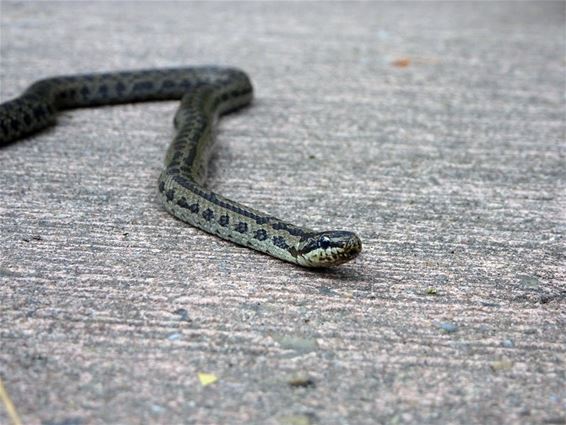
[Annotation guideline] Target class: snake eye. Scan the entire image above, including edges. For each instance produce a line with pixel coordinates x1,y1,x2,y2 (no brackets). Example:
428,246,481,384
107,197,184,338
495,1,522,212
319,236,331,250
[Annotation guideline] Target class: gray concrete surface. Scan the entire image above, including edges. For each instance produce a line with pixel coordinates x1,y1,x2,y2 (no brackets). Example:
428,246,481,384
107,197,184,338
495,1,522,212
0,1,564,424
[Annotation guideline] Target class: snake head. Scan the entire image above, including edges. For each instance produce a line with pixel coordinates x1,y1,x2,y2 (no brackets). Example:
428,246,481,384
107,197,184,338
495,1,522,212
294,231,362,267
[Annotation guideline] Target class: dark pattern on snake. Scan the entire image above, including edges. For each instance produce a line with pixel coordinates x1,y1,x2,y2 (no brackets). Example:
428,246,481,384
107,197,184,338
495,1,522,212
0,67,362,267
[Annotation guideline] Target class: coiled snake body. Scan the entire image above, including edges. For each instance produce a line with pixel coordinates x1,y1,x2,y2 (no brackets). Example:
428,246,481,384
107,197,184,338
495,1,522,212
0,67,362,267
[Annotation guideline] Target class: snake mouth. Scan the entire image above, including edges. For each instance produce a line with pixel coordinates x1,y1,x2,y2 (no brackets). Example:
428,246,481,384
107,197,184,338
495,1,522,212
295,231,362,267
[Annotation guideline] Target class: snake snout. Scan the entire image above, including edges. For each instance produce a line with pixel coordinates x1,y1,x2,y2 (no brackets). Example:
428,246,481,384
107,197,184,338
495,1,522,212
331,231,362,260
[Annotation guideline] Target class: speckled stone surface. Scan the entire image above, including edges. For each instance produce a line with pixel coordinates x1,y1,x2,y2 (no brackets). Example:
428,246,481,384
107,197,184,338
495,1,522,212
0,2,564,424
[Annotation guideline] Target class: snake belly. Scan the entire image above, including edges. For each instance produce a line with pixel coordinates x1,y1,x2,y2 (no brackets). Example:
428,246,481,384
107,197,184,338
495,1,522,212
0,67,362,267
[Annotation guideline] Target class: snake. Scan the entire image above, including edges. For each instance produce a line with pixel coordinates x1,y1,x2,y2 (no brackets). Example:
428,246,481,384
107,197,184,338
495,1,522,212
0,67,362,267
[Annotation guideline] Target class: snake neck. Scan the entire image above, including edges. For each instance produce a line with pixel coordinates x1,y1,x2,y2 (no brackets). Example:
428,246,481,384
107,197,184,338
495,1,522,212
157,170,312,265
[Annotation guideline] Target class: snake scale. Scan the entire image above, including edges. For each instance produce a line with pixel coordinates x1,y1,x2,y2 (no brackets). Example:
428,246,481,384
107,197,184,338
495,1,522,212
0,67,362,267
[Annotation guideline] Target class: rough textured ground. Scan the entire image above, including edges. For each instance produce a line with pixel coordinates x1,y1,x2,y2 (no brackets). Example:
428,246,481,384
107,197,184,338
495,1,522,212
0,1,564,424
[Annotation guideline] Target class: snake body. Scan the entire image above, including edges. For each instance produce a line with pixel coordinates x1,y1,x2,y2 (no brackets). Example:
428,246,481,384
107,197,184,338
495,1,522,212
0,67,362,267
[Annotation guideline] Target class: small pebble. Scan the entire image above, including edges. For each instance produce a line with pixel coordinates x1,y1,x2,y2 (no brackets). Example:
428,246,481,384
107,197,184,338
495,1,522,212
150,404,164,414
167,332,181,341
288,374,315,388
439,322,458,333
490,359,513,371
275,335,317,352
519,275,540,289
426,287,438,295
173,308,190,321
